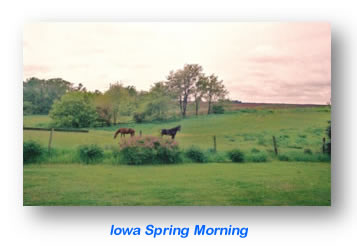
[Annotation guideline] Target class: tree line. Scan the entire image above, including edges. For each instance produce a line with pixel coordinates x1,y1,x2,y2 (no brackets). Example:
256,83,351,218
23,64,228,128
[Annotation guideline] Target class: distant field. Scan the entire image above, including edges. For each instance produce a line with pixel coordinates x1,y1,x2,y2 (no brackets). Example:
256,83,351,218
23,106,331,154
23,161,331,206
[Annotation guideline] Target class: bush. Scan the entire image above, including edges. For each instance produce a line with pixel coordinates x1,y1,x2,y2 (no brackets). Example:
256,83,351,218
23,141,45,164
246,152,268,162
228,149,245,162
49,92,98,128
133,112,146,123
304,148,312,154
78,144,104,164
278,151,330,162
185,146,207,163
278,154,290,161
119,136,181,165
251,148,260,153
212,105,225,114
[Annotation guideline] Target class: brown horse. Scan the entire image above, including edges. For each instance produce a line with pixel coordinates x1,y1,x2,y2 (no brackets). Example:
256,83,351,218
114,128,135,139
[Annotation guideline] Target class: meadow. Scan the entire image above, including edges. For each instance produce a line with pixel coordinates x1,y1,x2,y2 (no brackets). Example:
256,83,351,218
23,106,330,154
23,105,331,206
24,162,330,206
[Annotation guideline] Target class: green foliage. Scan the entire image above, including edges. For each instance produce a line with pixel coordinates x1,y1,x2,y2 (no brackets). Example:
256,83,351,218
228,149,245,162
185,146,207,163
304,148,312,154
50,92,98,128
23,141,45,164
278,151,330,162
326,120,331,155
133,112,146,123
103,83,137,124
119,136,181,165
78,144,104,164
246,152,268,162
212,105,225,114
23,77,73,114
251,148,260,153
23,101,35,115
278,154,290,161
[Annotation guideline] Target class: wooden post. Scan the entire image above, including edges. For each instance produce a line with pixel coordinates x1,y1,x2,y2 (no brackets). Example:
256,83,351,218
213,135,217,152
322,137,326,154
140,130,142,137
48,128,54,154
272,136,278,155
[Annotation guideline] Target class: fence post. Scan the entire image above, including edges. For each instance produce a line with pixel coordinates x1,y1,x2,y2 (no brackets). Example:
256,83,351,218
213,135,217,152
140,130,142,137
322,137,326,154
272,136,278,156
48,128,54,154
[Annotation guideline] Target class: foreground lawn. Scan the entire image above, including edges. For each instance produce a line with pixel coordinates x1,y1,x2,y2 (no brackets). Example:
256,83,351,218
23,162,330,206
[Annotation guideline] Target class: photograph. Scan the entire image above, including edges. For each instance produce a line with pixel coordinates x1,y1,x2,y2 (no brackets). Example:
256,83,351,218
23,22,331,206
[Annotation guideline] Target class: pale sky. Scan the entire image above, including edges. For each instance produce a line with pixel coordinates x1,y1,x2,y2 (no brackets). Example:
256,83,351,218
23,22,331,104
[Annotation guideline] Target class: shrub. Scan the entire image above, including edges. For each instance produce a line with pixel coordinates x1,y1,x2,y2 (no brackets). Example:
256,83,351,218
133,112,146,123
228,149,245,162
251,148,260,153
278,151,330,162
206,151,227,163
119,136,180,165
246,152,268,162
212,105,225,114
78,144,104,164
23,141,45,164
304,148,312,154
185,146,207,163
278,154,289,161
49,92,98,128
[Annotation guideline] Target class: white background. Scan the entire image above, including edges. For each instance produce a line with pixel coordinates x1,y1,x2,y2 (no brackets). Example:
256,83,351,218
0,0,355,248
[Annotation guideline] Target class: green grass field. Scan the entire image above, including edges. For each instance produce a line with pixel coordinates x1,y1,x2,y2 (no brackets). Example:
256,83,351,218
23,107,330,153
23,162,330,206
23,106,331,206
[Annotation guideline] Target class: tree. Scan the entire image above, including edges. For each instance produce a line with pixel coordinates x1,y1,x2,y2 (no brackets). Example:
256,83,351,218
23,77,73,114
144,82,175,121
193,75,208,116
49,92,98,128
94,93,113,126
167,64,203,118
205,74,228,114
104,82,136,124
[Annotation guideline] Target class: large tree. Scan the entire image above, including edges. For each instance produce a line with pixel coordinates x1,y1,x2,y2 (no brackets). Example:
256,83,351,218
104,82,130,124
205,74,228,114
166,64,203,118
23,77,73,114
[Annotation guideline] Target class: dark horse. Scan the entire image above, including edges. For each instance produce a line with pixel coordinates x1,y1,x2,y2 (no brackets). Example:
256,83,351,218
161,125,181,139
114,128,135,139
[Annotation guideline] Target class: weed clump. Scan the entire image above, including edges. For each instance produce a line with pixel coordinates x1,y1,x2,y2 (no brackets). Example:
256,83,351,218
185,146,207,163
228,149,245,162
78,144,104,164
246,152,268,162
23,140,45,164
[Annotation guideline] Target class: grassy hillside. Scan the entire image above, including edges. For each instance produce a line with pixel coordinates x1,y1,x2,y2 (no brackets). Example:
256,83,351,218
23,161,330,206
23,107,330,154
